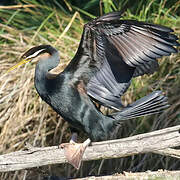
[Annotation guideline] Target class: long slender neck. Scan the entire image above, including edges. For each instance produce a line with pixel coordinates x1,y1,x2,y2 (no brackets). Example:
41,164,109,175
34,47,60,98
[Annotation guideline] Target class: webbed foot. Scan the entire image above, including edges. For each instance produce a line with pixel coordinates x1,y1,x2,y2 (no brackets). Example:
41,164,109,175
60,133,91,169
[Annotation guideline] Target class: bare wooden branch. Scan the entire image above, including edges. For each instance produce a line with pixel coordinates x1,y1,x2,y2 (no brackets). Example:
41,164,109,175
153,148,180,159
0,125,180,172
74,170,180,180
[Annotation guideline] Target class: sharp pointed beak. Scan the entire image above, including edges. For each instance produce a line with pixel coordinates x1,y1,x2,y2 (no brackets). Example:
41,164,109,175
6,58,32,73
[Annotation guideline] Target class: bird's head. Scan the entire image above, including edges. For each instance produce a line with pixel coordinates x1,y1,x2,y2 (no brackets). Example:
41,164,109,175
7,45,67,79
7,45,55,73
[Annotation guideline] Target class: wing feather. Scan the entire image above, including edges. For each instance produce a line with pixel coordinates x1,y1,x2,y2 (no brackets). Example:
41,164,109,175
66,11,179,109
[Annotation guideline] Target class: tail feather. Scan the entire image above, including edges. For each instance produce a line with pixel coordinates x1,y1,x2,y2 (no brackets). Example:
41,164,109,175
113,91,169,120
128,91,166,109
126,103,169,116
123,104,169,118
128,97,168,114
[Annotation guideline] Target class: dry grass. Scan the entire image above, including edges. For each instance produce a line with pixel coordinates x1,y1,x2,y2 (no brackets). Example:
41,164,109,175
0,28,80,152
0,4,180,179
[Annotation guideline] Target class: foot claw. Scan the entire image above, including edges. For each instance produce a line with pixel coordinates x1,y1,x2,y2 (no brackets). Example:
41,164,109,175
60,138,91,169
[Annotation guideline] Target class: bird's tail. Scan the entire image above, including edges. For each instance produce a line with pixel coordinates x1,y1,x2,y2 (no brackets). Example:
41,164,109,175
112,91,169,121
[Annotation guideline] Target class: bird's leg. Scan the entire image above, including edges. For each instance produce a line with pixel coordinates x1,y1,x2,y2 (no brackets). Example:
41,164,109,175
60,133,91,169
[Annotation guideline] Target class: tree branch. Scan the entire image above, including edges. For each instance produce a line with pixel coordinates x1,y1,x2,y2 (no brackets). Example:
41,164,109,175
153,148,180,159
74,170,180,180
0,125,180,172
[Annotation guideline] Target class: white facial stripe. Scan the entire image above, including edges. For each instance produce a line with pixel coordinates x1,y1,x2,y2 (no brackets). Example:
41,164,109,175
27,48,46,59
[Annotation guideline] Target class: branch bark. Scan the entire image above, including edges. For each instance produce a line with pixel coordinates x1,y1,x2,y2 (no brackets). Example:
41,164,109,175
0,125,180,172
153,148,180,159
74,170,180,180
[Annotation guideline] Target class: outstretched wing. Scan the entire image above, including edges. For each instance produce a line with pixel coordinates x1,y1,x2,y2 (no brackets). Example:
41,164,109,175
66,11,179,109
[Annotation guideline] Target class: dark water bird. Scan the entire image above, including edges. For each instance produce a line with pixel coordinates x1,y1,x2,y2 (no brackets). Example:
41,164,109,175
8,11,179,169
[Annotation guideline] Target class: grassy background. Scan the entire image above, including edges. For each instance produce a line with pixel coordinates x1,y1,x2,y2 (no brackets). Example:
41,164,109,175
0,0,180,179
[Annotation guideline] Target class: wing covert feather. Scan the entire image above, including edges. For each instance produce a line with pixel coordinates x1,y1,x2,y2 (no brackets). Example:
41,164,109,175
67,11,179,109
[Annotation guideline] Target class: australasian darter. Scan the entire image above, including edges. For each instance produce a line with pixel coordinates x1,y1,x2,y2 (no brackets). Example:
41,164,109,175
8,11,180,169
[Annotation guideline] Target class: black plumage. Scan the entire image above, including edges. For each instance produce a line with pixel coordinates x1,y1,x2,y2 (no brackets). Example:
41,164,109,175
9,11,179,142
8,11,180,169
